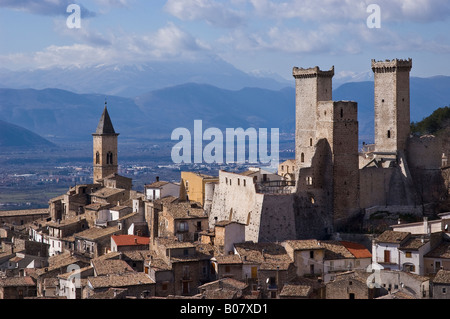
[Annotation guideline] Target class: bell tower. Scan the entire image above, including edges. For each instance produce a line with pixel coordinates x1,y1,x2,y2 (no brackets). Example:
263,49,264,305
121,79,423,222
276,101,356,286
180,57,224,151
92,102,119,184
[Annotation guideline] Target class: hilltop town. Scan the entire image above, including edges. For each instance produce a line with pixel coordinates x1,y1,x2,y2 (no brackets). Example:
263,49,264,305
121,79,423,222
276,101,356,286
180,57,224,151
0,58,449,300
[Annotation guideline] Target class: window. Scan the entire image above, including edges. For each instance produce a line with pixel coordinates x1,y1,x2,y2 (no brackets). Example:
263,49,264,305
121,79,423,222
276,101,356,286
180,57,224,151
340,108,344,118
310,251,314,259
306,177,313,186
405,252,412,258
95,152,100,164
384,250,391,263
443,288,447,294
310,138,313,146
387,130,391,139
178,222,188,232
301,153,305,163
243,180,246,187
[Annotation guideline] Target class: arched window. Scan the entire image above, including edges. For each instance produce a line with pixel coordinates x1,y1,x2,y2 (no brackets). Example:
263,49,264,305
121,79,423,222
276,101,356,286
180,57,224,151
301,153,305,163
96,152,100,164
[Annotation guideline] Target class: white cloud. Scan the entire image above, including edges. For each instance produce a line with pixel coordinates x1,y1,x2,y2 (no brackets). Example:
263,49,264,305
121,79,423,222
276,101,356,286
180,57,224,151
247,0,450,23
0,0,96,17
0,23,211,69
164,0,245,28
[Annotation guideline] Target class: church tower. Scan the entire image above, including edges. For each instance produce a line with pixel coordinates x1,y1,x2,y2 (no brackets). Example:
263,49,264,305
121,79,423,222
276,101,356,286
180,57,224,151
92,103,119,184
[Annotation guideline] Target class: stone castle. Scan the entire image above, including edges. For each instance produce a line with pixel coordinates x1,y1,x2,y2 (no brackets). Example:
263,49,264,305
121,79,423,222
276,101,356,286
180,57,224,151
48,58,447,245
209,58,447,243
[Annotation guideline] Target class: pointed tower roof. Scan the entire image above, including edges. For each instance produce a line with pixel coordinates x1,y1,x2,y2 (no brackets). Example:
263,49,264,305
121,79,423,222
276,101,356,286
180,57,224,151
95,103,118,135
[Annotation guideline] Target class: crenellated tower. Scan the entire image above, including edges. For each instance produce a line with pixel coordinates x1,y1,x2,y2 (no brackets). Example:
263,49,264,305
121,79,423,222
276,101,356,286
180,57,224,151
372,58,412,154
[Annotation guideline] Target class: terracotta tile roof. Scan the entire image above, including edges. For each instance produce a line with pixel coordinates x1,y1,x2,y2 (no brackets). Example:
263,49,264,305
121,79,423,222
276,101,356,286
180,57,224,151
399,237,428,251
433,269,450,284
88,272,154,289
111,235,150,247
91,187,126,199
425,241,450,258
0,276,35,287
279,284,312,298
234,242,292,270
0,209,49,217
340,241,372,259
92,259,134,276
375,230,410,244
322,241,354,259
74,226,120,241
213,254,243,264
164,201,206,219
284,239,324,250
146,181,170,188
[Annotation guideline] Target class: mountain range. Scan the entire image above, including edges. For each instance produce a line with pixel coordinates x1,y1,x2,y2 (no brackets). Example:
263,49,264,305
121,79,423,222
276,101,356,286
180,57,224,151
0,59,291,98
0,119,55,148
0,73,449,148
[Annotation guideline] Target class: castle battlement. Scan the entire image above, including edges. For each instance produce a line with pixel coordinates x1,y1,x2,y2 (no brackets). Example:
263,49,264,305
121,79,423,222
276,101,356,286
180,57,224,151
293,66,335,79
371,58,412,73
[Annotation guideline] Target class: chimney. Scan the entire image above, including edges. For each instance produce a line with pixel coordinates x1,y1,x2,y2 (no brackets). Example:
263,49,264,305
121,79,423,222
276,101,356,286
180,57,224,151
424,217,429,235
156,176,160,182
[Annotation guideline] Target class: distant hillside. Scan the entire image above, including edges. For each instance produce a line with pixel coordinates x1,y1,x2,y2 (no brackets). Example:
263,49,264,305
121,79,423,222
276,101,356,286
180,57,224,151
411,106,450,136
334,76,450,144
0,60,291,98
0,120,55,148
0,75,449,144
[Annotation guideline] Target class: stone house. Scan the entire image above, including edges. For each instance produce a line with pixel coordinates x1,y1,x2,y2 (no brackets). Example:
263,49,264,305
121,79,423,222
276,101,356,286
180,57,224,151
198,278,252,299
145,178,180,201
325,270,375,299
96,205,133,228
120,250,153,272
73,226,121,259
0,276,37,299
372,230,442,275
211,220,246,255
46,218,89,256
322,241,372,283
424,240,450,275
282,239,325,278
146,237,213,297
85,272,155,299
239,167,284,184
233,242,297,298
159,199,208,242
278,159,296,181
431,269,450,299
31,252,90,297
210,254,243,280
57,266,94,299
0,209,49,227
377,270,430,298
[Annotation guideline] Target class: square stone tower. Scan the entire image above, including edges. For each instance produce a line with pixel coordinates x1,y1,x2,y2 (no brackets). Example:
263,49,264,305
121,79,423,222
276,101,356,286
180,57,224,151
372,58,413,153
293,66,334,170
92,104,119,184
293,65,360,232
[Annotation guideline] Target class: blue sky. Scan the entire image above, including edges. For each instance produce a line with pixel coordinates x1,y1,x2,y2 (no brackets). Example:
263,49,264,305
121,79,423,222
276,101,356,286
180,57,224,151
1,0,450,81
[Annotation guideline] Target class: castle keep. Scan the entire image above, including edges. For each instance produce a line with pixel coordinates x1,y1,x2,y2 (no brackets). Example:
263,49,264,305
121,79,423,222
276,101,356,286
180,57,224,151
209,58,446,243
